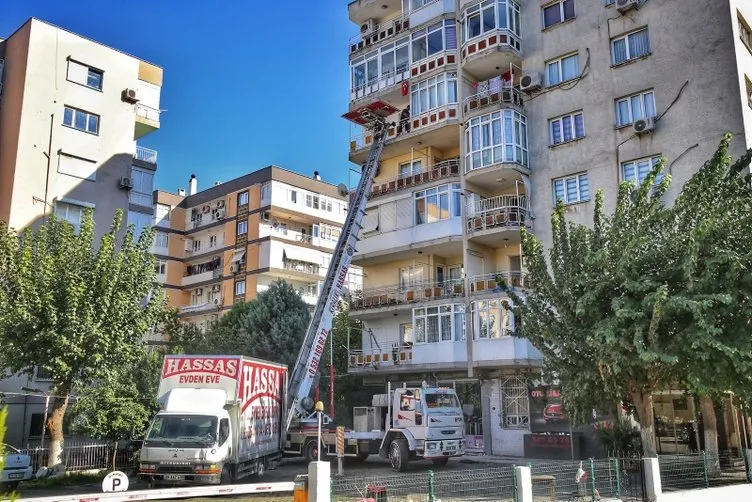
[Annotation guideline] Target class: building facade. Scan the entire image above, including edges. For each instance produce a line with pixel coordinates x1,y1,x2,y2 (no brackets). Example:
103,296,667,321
0,17,162,446
152,168,363,333
345,0,752,456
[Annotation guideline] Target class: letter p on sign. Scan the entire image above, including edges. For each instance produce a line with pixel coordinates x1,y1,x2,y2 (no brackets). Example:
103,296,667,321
102,470,129,492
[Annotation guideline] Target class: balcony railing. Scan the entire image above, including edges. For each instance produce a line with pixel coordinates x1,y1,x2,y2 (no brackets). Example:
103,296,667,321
468,271,528,294
350,67,410,102
180,297,223,314
369,158,460,198
349,339,414,369
350,278,464,311
466,195,530,233
349,13,410,54
134,146,158,164
283,261,320,276
135,103,160,122
462,86,523,115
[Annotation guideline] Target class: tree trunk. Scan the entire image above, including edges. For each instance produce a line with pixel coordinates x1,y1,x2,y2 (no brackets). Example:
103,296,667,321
700,396,720,476
47,383,71,468
112,442,117,471
630,385,657,457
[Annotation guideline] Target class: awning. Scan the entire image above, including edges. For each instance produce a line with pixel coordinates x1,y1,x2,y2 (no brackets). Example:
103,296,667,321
283,246,321,265
231,249,246,263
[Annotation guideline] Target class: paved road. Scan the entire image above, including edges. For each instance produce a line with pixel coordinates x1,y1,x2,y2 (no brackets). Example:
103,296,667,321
16,456,494,501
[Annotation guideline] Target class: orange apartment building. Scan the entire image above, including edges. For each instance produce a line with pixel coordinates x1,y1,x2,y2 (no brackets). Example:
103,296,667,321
151,168,363,331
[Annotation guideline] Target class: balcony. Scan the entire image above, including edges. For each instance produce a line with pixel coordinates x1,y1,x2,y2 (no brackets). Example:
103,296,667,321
466,194,530,245
369,158,459,199
350,67,411,106
180,297,223,315
463,109,528,187
459,1,522,80
134,145,158,164
349,12,410,55
348,0,402,25
349,339,468,373
259,224,338,250
468,271,527,295
259,240,329,280
135,103,160,139
462,85,523,118
350,278,464,314
182,258,222,287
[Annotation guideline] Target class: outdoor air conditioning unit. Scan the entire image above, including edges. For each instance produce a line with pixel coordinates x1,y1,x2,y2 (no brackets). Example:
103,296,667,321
213,298,221,306
119,176,133,190
216,200,225,209
195,288,203,296
520,72,542,93
122,88,139,103
230,262,240,273
212,285,221,292
632,117,655,135
360,19,377,36
261,211,270,222
616,0,640,14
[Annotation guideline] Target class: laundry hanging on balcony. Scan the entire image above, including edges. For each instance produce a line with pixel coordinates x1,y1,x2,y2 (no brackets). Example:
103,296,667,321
401,81,409,96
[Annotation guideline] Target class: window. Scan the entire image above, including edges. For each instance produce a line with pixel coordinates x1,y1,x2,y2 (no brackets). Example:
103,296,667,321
261,181,271,201
209,235,218,247
501,377,529,429
400,323,413,344
553,173,590,204
414,183,462,225
746,77,752,109
237,220,248,235
155,203,170,223
57,153,97,181
35,366,53,381
63,106,99,134
399,266,424,289
289,190,298,204
351,36,411,93
155,260,166,275
306,194,320,210
621,155,663,186
127,211,151,238
605,0,615,4
130,167,154,207
235,280,246,296
465,110,528,170
740,16,751,48
399,160,423,179
413,305,465,343
474,299,515,338
615,90,656,127
411,0,437,10
238,191,249,206
464,0,521,42
66,60,103,90
154,231,168,248
546,53,579,86
411,20,456,63
54,201,86,234
410,73,458,115
611,28,650,65
542,0,575,29
549,111,585,145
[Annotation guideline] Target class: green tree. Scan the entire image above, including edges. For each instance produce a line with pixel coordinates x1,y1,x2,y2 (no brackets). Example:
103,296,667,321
70,349,162,468
0,209,165,466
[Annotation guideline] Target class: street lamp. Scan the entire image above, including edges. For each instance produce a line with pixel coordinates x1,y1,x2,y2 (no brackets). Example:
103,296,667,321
22,387,50,451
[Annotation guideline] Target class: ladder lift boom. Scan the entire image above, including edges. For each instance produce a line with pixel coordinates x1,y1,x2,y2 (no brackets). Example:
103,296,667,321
285,101,398,431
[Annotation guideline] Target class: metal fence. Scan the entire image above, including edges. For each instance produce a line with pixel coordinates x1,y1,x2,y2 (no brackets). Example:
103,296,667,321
527,458,624,501
20,442,134,473
658,450,750,492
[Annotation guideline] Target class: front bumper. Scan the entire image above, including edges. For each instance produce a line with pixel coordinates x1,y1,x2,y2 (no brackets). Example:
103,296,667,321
423,439,466,458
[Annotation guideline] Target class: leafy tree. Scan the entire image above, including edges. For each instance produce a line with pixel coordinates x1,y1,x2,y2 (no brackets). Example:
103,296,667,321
0,209,165,466
70,349,162,468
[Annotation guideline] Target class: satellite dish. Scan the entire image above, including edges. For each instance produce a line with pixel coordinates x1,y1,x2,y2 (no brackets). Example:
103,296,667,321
337,183,349,197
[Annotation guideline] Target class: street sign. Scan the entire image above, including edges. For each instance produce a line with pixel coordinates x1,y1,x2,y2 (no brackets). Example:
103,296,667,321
102,471,129,492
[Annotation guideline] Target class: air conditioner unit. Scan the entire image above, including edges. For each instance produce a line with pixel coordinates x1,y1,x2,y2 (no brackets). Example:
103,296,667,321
632,117,655,135
216,200,225,209
360,19,377,36
195,288,203,295
213,298,221,306
215,209,225,219
212,285,221,292
520,73,542,93
616,0,640,14
119,176,133,190
122,88,139,103
230,262,240,273
261,211,270,222
202,205,210,213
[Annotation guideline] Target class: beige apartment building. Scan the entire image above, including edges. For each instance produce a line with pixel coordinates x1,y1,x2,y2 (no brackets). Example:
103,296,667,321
151,168,363,334
345,0,752,457
0,18,162,446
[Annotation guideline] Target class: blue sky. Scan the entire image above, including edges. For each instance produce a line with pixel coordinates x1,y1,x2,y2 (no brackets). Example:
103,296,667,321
1,0,360,192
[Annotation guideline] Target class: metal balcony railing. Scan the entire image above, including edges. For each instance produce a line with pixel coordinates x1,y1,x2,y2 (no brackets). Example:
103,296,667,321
462,86,523,115
369,158,460,198
349,278,464,311
468,271,528,294
466,195,530,233
349,13,410,54
349,338,415,369
134,145,158,163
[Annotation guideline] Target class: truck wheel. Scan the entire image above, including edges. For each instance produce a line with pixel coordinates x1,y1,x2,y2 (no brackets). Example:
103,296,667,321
220,466,233,485
256,458,265,478
431,457,449,466
389,438,409,472
304,440,322,462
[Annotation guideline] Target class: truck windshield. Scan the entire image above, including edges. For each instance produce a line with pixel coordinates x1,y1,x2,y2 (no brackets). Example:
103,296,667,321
425,393,460,409
145,415,218,446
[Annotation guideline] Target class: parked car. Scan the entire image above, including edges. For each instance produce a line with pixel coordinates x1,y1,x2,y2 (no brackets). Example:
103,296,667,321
1,443,34,492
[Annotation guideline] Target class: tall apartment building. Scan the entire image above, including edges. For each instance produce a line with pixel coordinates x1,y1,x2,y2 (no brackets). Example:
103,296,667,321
152,168,363,332
0,18,162,446
344,0,752,456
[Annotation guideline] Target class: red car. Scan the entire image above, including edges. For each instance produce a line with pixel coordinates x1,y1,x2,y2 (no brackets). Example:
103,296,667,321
543,403,568,422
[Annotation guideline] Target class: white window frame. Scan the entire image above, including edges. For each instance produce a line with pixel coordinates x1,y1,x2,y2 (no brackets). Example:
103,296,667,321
261,181,271,201
465,110,529,170
155,260,166,275
413,304,465,344
546,53,579,86
54,200,88,234
63,106,100,134
542,0,575,29
552,173,590,205
414,182,462,225
739,16,751,49
399,265,424,289
500,377,530,429
615,89,656,127
209,235,218,247
621,155,662,187
238,191,249,206
66,59,103,90
237,220,248,235
611,27,650,65
235,280,246,296
473,299,515,339
410,73,458,116
399,160,423,179
156,203,170,221
154,231,168,248
548,111,585,145
129,167,154,207
411,20,457,63
463,0,521,43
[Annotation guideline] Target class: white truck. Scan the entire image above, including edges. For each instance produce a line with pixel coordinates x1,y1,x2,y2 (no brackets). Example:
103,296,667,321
138,355,288,485
286,384,466,471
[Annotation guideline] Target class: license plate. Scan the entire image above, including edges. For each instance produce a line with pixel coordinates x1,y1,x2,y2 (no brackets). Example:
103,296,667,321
8,473,25,480
163,474,185,481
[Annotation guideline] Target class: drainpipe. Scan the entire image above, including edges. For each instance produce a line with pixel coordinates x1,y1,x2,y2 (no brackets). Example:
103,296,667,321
42,113,54,222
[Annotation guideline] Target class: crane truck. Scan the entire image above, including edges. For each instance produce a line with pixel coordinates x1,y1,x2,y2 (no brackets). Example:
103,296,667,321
138,100,465,485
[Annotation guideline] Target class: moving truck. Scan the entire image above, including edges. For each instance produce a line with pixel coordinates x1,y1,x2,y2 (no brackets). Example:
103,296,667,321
138,355,288,485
